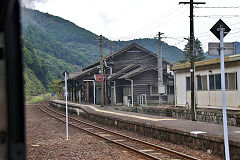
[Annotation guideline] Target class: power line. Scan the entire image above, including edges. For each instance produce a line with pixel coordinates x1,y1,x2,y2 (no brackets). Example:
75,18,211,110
196,15,240,18
119,6,187,40
195,6,240,9
136,8,188,35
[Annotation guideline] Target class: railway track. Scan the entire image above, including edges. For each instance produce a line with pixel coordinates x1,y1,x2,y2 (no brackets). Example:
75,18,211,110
38,101,200,160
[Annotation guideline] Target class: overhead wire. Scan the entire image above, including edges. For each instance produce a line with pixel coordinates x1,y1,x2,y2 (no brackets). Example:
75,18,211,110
195,15,240,18
135,8,188,36
195,6,240,9
118,5,187,40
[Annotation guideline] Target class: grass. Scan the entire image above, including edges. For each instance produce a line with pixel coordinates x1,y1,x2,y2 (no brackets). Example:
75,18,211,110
26,93,50,103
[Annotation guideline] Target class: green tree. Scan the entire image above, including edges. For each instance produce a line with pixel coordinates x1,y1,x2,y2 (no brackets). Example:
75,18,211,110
50,79,64,99
180,38,206,63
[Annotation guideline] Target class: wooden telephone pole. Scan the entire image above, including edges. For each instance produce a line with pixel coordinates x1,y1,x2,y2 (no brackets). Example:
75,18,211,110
98,35,104,106
157,32,165,104
179,0,205,121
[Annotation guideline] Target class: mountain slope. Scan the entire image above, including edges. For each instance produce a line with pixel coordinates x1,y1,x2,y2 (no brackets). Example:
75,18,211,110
21,7,183,98
21,8,183,64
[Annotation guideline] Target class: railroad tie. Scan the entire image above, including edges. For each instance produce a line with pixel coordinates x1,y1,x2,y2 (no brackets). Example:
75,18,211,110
139,149,154,152
112,139,125,142
99,134,111,137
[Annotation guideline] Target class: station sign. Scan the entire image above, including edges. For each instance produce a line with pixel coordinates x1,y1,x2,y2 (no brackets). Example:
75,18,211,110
94,74,104,82
208,42,234,56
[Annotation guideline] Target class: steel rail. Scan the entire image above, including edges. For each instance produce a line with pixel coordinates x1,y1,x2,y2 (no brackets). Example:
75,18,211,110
38,101,199,160
38,102,161,160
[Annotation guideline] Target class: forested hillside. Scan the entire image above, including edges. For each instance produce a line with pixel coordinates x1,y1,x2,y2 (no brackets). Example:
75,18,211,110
21,8,183,99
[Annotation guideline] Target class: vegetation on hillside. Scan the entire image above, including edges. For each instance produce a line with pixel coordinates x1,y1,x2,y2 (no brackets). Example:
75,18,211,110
21,7,183,99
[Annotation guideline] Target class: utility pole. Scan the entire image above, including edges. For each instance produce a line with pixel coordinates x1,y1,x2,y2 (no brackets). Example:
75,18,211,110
158,32,164,88
157,32,165,104
179,0,205,121
99,35,104,106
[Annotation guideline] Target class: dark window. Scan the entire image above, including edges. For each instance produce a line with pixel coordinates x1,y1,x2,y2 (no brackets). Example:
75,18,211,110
197,75,207,90
225,73,228,90
209,75,215,90
209,73,237,90
202,76,208,90
169,86,174,94
186,77,190,91
215,74,221,89
197,76,202,90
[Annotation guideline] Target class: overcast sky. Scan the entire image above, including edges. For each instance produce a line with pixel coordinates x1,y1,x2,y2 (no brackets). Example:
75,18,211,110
22,0,240,51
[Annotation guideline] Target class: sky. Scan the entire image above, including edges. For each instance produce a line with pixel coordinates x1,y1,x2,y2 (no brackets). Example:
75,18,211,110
21,0,240,51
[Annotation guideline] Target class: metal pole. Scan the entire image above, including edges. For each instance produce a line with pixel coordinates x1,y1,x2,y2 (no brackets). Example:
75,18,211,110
94,81,96,105
131,80,133,107
219,26,230,160
126,79,134,107
64,72,69,140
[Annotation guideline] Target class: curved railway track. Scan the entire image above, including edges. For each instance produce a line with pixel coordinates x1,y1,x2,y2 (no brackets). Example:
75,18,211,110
38,101,200,160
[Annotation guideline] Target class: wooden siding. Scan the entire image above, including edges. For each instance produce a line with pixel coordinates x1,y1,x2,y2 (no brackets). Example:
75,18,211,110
132,70,158,102
111,47,157,73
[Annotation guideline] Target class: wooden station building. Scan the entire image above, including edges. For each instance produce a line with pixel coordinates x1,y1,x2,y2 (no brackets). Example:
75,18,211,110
66,43,174,106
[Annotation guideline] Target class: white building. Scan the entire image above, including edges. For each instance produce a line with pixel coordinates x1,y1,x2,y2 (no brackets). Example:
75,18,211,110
172,55,240,110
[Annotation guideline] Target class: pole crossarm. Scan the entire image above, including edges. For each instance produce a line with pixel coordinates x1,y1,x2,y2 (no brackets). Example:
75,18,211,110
179,2,205,5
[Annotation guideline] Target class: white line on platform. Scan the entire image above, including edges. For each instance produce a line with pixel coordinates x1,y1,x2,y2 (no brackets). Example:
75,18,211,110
190,131,206,134
86,105,176,122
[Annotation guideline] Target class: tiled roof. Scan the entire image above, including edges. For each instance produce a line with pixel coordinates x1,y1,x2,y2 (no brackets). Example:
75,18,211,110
108,64,139,80
83,43,171,71
68,65,99,80
118,65,155,79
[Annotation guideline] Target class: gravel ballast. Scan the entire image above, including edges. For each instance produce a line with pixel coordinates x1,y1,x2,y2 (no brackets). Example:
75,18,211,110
26,103,221,159
26,103,146,160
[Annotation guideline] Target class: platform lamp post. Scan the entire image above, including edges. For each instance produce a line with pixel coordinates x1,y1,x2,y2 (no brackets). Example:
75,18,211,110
63,71,69,140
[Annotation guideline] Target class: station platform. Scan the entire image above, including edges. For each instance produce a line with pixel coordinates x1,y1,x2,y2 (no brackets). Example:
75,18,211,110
50,100,240,159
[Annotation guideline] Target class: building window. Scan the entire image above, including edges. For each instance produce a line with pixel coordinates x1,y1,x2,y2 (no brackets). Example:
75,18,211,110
197,75,207,90
209,75,215,90
123,87,131,96
209,73,237,90
197,76,202,90
228,73,237,90
215,74,221,89
186,77,190,91
150,86,158,95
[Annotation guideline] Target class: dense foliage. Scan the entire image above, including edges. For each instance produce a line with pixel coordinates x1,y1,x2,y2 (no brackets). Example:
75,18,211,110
180,38,206,63
21,7,183,99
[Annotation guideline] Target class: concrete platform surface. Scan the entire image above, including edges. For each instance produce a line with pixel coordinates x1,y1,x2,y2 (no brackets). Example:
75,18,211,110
52,100,240,146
